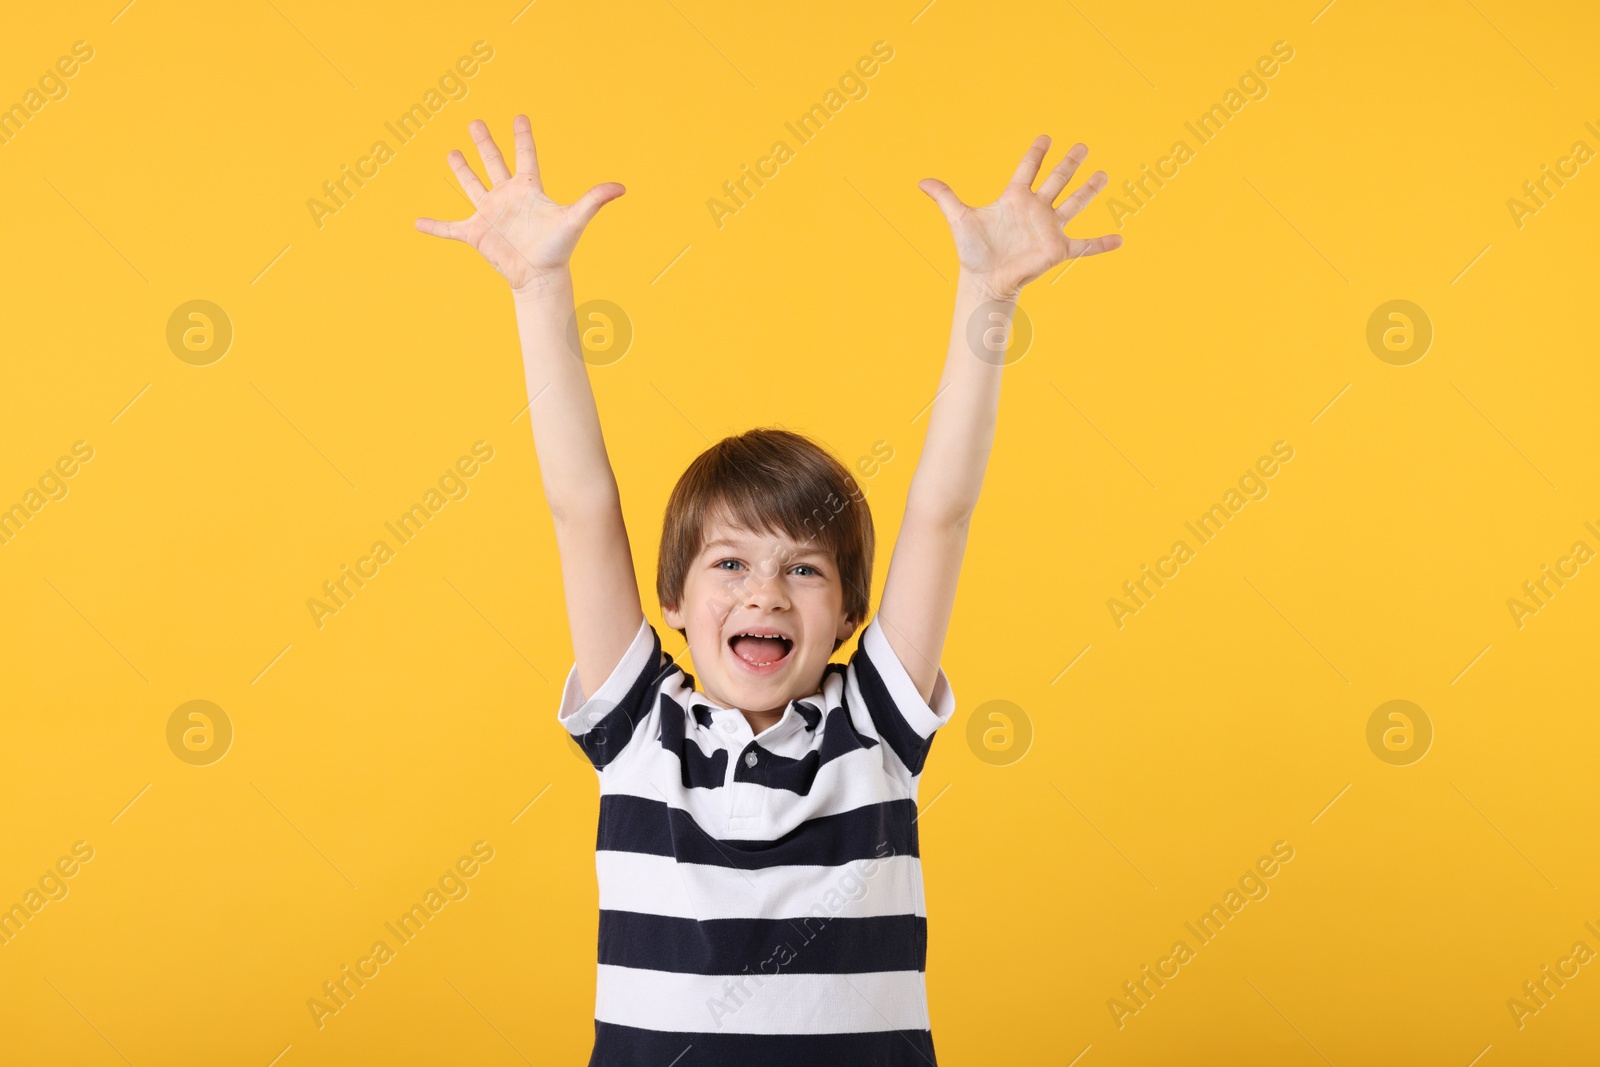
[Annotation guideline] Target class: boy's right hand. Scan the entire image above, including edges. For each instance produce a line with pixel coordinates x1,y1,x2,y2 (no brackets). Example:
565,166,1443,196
414,114,624,294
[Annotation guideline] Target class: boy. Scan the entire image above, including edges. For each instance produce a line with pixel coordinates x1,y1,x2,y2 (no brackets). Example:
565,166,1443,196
417,115,1120,1065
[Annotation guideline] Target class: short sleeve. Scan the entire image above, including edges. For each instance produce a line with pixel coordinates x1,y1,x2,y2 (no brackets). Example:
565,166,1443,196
846,614,957,778
557,615,665,772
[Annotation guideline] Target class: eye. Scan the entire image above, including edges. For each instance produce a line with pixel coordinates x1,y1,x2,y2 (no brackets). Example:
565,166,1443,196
791,564,820,577
714,558,745,571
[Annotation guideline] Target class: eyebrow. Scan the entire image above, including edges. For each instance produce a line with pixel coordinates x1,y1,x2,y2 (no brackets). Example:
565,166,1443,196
702,537,830,560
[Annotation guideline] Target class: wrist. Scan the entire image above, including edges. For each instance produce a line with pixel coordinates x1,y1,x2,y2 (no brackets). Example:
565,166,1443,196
511,266,574,306
958,269,1019,304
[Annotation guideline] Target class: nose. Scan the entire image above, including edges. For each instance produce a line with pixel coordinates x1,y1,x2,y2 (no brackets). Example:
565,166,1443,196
742,561,790,611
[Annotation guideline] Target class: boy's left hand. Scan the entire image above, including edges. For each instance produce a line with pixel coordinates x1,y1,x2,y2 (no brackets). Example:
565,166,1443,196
920,135,1122,300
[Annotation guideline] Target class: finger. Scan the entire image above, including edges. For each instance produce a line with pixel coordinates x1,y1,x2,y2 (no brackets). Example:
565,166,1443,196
1008,134,1051,189
448,149,488,206
470,119,512,184
1055,170,1109,222
569,181,626,227
414,216,468,240
917,178,965,225
1037,142,1088,203
513,114,542,188
1065,233,1124,258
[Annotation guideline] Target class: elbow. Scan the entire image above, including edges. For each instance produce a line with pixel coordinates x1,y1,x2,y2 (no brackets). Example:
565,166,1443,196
905,495,977,532
550,484,623,527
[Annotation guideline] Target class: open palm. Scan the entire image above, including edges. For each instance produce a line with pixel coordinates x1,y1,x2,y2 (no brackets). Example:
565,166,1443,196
415,115,623,292
920,135,1121,299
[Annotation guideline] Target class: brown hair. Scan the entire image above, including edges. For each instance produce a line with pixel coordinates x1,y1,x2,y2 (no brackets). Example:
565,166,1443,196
657,428,874,648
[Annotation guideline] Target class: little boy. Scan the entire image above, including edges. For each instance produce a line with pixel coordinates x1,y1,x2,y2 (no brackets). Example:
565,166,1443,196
417,115,1121,1066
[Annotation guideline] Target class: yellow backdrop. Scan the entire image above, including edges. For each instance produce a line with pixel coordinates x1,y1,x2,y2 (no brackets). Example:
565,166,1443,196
3,1,1597,1064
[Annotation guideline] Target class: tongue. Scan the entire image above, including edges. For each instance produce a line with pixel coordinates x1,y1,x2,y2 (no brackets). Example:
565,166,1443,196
732,635,788,663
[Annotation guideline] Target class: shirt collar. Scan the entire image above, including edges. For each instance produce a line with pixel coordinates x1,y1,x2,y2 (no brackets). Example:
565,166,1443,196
689,695,825,738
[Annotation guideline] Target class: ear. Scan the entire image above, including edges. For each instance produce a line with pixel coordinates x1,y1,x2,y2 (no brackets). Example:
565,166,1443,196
835,610,858,645
664,602,684,630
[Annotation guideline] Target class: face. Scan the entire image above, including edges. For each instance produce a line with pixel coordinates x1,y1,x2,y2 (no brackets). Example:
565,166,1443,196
663,514,856,716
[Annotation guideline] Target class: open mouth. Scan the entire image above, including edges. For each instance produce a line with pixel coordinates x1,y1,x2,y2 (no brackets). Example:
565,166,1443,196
727,629,795,672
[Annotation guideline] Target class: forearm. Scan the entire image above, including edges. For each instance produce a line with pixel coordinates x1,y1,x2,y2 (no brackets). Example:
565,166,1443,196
513,266,644,694
512,268,622,521
903,270,1012,525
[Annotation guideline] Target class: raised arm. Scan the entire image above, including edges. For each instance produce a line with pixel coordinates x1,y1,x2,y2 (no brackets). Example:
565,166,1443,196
876,135,1122,702
416,115,643,698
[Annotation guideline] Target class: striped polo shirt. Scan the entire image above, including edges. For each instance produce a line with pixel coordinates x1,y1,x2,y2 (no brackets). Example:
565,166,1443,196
558,612,955,1066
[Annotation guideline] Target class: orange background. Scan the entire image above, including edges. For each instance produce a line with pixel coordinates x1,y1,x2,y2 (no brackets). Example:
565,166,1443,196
2,1,1598,1063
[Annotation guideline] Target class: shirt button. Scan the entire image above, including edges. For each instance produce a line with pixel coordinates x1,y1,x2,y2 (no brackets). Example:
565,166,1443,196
744,750,758,768
721,720,736,734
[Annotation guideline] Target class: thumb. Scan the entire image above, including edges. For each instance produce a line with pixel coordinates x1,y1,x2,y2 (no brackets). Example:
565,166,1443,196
571,181,626,227
918,178,964,225
414,216,466,241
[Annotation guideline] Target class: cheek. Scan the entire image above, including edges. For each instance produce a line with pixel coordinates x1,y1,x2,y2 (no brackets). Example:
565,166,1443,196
690,573,739,623
803,589,843,637
704,576,737,610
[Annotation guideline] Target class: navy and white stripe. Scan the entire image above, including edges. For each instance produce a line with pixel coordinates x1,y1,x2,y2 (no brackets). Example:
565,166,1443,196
558,615,955,1066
